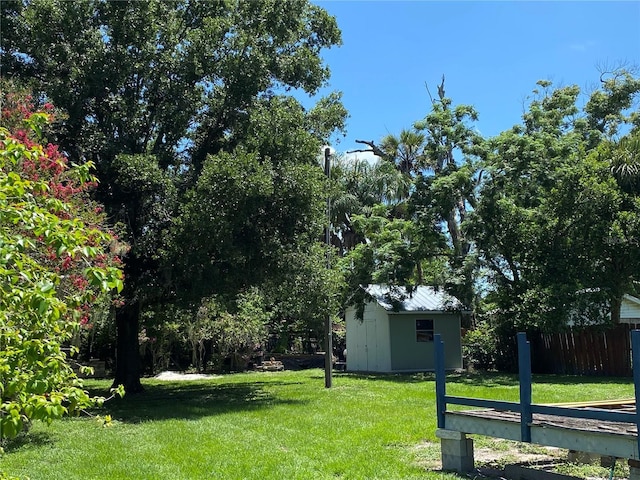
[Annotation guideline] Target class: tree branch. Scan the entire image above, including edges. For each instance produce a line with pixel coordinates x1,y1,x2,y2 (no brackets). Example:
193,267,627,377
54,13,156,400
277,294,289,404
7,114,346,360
349,139,387,159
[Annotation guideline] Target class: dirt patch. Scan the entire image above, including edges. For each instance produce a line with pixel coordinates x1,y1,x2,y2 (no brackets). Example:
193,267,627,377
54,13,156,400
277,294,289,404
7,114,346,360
474,441,565,468
413,439,564,471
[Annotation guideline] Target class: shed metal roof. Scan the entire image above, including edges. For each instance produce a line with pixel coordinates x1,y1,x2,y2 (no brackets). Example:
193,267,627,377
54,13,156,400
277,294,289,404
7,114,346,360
363,284,466,313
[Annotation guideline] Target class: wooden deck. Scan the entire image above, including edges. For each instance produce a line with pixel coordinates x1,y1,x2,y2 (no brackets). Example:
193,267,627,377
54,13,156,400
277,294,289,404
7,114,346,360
443,400,640,461
451,399,637,436
435,332,640,475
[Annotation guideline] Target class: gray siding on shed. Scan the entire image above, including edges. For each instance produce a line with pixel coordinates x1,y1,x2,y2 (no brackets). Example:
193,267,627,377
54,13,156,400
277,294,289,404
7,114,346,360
345,302,391,372
389,313,462,371
345,284,465,373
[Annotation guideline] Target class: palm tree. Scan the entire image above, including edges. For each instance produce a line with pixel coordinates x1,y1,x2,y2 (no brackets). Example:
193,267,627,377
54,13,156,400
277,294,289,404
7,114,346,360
379,129,426,175
330,155,413,254
611,134,640,194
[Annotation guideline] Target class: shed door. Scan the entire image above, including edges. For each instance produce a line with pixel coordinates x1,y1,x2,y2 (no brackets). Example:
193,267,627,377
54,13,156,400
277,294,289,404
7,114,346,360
365,316,378,371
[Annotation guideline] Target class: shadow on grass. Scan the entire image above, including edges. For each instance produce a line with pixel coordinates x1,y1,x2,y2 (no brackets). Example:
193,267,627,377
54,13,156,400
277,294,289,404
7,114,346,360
87,380,308,423
3,431,54,454
329,371,519,387
331,370,633,388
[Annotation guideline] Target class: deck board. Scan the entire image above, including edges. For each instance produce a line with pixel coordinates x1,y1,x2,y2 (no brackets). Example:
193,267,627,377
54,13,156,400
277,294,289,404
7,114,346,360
450,407,637,436
443,399,640,460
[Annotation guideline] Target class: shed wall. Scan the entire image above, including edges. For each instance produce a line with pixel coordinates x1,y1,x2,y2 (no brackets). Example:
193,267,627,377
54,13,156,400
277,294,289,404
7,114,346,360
345,306,366,371
368,302,391,372
389,314,462,371
345,302,391,372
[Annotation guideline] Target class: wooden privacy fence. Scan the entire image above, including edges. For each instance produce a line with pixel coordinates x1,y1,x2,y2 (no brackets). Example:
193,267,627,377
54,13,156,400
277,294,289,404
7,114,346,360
531,324,632,376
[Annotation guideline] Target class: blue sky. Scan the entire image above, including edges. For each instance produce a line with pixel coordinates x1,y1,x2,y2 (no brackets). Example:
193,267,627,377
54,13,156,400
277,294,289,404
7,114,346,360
303,1,640,157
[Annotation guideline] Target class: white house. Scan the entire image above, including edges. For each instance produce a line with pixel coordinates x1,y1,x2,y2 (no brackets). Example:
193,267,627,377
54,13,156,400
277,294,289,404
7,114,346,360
569,293,640,327
345,284,467,373
621,294,640,325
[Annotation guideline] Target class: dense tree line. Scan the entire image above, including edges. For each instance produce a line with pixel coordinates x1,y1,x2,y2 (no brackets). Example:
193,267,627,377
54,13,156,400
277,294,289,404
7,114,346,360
2,0,639,396
339,71,640,369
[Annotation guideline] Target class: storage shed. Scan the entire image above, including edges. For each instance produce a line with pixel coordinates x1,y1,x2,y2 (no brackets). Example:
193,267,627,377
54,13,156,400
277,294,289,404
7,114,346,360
345,284,467,373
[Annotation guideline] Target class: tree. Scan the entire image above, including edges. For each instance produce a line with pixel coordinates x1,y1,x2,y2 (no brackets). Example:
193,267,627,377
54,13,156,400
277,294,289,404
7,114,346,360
410,79,483,307
0,86,123,440
610,134,640,194
344,78,483,309
379,129,426,175
329,155,410,255
583,133,640,322
2,0,344,390
173,95,345,356
468,72,640,347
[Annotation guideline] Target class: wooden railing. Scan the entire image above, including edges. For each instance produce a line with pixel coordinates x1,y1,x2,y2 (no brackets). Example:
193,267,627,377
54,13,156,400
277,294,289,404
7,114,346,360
435,331,640,453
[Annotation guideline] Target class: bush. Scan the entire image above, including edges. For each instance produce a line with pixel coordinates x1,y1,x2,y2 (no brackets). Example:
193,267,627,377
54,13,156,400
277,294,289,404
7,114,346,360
462,321,497,370
0,87,123,440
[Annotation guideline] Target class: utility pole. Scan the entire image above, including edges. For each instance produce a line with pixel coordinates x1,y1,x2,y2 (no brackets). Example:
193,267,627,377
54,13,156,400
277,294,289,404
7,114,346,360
324,146,333,389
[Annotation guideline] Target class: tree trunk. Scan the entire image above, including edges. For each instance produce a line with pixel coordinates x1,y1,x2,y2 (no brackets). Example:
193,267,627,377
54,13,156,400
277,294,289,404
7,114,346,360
112,300,144,393
416,261,424,284
610,295,622,325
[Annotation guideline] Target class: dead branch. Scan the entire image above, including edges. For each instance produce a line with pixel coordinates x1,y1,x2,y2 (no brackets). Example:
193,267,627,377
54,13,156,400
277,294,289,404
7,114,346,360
349,139,387,159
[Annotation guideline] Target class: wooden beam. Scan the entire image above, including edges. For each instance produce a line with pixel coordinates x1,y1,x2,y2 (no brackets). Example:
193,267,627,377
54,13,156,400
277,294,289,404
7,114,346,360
444,411,640,460
546,399,635,409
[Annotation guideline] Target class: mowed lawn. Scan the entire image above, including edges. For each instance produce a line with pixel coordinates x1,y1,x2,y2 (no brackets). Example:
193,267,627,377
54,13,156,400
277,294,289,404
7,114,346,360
2,370,634,479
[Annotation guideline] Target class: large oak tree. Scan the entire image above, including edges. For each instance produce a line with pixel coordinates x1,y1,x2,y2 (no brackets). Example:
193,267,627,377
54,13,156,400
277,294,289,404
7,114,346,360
2,0,345,391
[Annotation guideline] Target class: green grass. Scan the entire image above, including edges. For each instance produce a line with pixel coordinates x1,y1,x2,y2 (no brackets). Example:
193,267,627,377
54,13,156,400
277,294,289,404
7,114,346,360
1,370,634,479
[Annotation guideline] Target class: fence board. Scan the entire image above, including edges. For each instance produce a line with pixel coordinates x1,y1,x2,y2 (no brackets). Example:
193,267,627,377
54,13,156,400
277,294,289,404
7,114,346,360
534,325,631,377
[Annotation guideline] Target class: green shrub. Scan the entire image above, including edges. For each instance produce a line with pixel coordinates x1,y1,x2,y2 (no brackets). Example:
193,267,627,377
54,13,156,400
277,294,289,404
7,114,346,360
0,89,123,441
462,321,497,370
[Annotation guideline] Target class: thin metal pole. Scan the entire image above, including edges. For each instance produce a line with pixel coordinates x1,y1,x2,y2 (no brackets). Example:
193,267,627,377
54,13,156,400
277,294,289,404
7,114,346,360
518,332,532,443
324,147,333,389
631,330,640,456
434,334,446,428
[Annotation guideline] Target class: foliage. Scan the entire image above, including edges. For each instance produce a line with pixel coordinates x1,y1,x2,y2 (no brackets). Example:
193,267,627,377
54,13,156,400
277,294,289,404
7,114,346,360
340,209,432,310
138,308,185,374
335,71,639,356
1,0,345,389
204,289,270,371
462,322,497,371
181,291,269,373
386,80,483,307
330,156,410,256
174,143,324,299
336,79,483,319
0,89,123,441
172,95,343,356
468,72,640,335
139,244,343,373
265,244,344,352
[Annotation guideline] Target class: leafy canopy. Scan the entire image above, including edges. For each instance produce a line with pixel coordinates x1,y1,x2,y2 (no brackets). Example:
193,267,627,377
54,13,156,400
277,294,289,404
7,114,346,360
0,88,124,440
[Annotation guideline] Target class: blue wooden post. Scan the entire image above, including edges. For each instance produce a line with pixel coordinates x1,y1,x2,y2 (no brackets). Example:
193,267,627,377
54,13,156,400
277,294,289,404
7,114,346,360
435,333,446,429
632,330,640,457
517,332,532,443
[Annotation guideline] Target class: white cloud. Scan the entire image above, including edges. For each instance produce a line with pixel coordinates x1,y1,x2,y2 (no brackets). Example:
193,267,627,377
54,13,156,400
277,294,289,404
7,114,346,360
342,149,381,165
568,40,597,52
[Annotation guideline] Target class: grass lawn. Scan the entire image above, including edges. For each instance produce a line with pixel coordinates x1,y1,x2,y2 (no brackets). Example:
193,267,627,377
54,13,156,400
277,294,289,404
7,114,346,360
1,370,634,479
